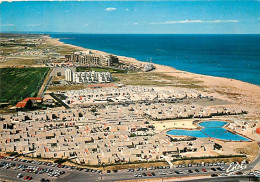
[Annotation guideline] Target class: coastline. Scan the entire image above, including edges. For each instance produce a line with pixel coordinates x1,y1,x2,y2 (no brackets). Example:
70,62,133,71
45,36,260,117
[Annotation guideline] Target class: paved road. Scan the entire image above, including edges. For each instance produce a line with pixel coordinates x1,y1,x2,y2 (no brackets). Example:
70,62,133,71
49,93,70,109
175,175,259,182
247,146,260,171
58,165,229,182
37,68,53,98
0,158,228,182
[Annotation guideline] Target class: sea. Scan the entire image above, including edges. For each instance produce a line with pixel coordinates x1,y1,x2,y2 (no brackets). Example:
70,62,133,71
50,34,260,85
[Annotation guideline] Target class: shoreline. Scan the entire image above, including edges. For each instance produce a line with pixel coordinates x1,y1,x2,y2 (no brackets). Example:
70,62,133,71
47,35,259,86
45,36,256,85
45,35,260,117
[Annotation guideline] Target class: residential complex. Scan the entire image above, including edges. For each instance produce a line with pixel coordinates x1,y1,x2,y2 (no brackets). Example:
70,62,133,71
0,105,216,165
1,85,255,166
64,86,205,105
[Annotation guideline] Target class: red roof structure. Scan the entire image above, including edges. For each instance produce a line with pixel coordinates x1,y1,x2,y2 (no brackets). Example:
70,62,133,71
16,97,42,108
256,128,260,134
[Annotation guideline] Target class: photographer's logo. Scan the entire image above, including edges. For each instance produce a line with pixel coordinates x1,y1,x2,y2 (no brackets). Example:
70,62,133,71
226,160,247,174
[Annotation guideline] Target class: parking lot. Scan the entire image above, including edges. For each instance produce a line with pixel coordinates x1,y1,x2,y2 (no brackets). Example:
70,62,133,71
0,158,70,182
0,156,259,182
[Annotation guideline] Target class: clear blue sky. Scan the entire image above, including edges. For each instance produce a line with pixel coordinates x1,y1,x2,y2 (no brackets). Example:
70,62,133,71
1,1,260,34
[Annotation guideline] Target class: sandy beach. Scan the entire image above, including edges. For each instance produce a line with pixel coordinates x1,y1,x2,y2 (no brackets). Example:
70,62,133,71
45,36,260,119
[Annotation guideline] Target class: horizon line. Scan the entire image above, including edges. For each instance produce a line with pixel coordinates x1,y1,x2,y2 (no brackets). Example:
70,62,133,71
1,31,260,35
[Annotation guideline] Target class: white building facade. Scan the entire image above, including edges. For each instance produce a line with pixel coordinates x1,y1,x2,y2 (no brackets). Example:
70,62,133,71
65,50,118,67
65,69,112,84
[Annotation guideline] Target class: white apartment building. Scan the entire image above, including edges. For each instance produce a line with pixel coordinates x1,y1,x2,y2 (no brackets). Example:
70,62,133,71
65,69,112,84
65,50,118,67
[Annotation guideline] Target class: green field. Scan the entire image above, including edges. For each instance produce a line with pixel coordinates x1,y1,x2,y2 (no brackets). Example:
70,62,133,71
76,66,127,73
0,67,49,104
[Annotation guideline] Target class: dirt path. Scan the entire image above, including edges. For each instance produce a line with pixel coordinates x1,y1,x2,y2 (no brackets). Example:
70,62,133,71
37,67,53,97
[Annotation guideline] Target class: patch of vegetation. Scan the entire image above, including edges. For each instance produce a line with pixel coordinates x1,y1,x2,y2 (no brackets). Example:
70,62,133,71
214,143,223,150
6,152,20,157
76,66,127,73
0,58,37,67
172,154,246,162
47,84,88,91
0,67,49,104
216,90,242,98
129,133,137,137
90,107,97,112
54,158,69,164
113,72,203,89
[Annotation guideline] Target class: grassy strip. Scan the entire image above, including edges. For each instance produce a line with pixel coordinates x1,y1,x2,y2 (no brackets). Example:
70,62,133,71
113,72,203,89
76,66,127,73
173,154,247,162
3,153,247,171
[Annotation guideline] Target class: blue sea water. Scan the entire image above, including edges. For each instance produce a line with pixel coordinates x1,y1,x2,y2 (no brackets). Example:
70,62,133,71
167,121,250,141
50,34,260,85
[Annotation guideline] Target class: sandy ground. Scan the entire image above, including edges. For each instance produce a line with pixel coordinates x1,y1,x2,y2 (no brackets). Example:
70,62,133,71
211,140,259,162
152,119,198,131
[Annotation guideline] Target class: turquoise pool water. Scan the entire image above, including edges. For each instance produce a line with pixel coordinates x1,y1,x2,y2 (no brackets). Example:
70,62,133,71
167,121,250,141
199,121,228,128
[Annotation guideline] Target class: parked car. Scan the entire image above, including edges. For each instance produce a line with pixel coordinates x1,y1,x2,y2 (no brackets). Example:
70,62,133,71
24,176,29,180
17,173,23,178
28,176,32,180
211,174,218,177
219,173,228,177
178,170,183,174
202,168,207,173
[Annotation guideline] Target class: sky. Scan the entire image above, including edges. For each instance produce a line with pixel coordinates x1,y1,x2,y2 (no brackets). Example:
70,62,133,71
0,1,260,34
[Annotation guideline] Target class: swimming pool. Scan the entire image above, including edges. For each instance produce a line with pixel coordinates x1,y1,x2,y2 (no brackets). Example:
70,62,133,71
198,121,228,128
167,121,250,141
